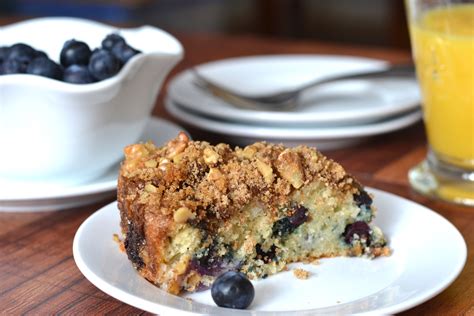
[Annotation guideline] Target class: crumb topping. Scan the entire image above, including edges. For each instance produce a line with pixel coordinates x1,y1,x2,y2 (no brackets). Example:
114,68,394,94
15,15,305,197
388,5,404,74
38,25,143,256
120,132,358,223
293,268,310,279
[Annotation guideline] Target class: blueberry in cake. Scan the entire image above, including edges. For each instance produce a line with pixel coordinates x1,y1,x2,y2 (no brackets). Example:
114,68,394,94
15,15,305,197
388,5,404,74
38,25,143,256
118,132,390,295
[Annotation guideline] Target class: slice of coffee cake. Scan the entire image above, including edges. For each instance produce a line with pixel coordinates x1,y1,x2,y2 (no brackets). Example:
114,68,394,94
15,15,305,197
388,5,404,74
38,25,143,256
118,133,389,294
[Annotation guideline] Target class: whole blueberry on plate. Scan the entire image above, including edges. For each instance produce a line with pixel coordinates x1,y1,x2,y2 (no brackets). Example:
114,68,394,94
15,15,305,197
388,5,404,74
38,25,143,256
60,39,92,67
111,41,141,64
211,271,254,309
7,43,37,64
102,33,125,51
26,57,63,80
63,64,94,84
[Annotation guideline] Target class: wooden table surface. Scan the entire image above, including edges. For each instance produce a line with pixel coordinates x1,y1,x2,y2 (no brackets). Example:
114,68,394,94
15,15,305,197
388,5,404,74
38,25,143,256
1,32,473,315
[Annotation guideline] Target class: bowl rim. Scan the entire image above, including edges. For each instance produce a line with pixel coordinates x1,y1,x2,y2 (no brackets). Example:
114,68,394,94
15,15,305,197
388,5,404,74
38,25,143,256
0,16,184,92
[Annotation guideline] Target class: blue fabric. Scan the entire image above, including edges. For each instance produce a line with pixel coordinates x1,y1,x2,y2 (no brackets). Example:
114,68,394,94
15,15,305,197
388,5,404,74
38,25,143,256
11,1,133,22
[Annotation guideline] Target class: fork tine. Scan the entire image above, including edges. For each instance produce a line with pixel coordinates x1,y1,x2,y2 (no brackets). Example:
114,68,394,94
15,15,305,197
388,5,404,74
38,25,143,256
192,69,292,111
192,68,264,109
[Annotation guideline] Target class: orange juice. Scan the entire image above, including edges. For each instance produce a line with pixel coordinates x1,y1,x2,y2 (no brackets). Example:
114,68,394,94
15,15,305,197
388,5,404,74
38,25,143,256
409,4,474,169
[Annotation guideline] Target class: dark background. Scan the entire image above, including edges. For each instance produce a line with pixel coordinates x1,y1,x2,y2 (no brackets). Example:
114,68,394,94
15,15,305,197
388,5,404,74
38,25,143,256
0,0,410,49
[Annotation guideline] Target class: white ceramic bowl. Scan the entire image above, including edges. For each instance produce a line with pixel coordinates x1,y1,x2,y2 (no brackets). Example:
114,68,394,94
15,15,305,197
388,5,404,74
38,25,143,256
0,17,183,185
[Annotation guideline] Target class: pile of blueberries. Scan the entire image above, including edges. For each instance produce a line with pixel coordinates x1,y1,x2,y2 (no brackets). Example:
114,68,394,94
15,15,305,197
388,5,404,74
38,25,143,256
0,33,141,84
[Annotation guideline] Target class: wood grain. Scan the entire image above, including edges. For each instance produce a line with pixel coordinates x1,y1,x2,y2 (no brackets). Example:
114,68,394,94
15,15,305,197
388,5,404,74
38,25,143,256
1,31,473,315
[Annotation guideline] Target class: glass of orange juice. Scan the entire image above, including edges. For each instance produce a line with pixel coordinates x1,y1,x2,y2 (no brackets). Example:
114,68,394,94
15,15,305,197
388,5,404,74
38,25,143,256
406,0,474,206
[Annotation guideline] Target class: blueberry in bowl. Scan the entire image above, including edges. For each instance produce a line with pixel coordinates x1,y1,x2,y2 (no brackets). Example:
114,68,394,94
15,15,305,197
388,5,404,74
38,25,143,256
26,57,63,80
2,43,37,73
3,58,26,74
111,41,141,64
60,39,92,67
0,17,183,185
7,43,37,67
63,64,94,84
101,33,125,51
0,46,10,63
88,48,121,80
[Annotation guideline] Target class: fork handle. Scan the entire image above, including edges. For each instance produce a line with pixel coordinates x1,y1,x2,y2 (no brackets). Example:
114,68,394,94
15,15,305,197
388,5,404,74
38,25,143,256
300,63,416,91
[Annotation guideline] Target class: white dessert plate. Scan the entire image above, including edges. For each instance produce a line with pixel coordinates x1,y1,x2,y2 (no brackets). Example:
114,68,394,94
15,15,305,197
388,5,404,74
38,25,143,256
73,188,467,315
166,97,422,149
0,117,187,212
167,55,421,127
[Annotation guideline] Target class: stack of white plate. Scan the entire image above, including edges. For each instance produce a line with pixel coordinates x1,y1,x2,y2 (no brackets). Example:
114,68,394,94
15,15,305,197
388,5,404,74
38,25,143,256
166,55,422,150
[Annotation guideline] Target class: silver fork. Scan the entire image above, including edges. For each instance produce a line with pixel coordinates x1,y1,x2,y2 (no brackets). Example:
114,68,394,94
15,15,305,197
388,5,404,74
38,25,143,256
192,63,415,111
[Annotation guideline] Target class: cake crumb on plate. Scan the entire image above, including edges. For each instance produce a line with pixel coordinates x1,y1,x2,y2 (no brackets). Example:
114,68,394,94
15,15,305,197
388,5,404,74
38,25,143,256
113,234,125,252
293,268,310,280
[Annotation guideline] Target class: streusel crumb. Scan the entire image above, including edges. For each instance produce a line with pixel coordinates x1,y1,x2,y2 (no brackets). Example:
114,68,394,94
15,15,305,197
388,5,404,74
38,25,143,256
293,268,310,280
